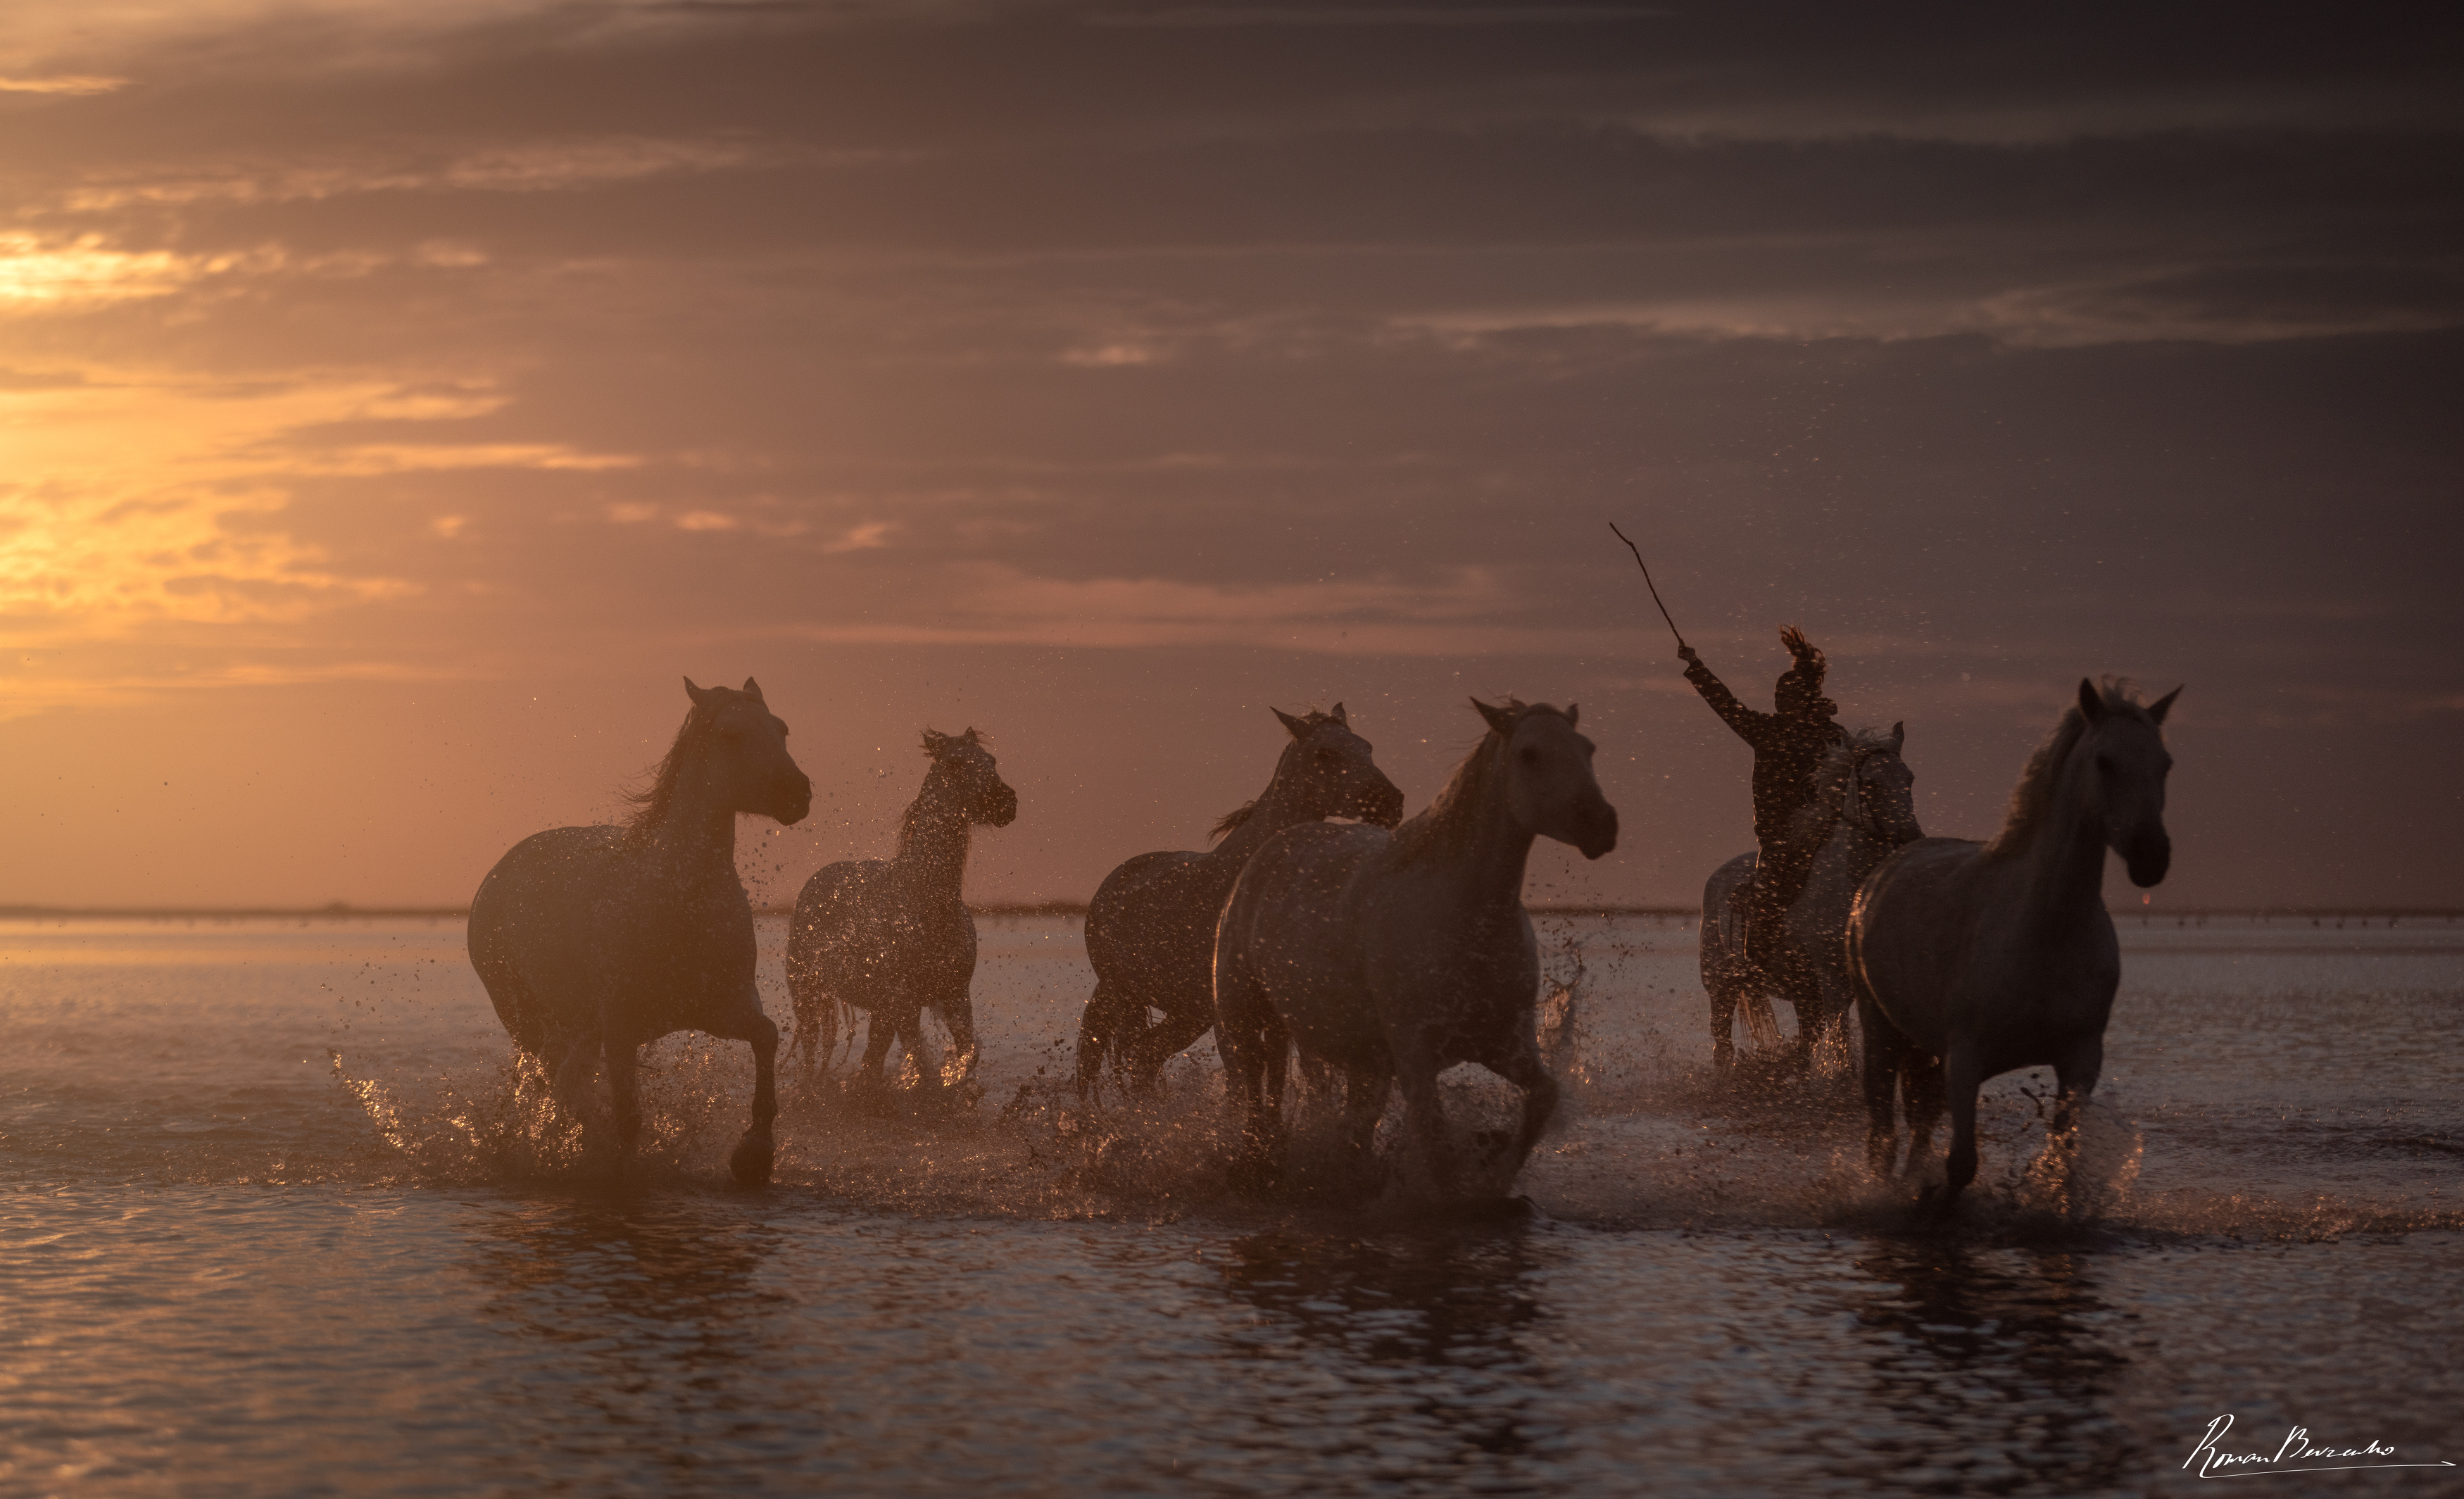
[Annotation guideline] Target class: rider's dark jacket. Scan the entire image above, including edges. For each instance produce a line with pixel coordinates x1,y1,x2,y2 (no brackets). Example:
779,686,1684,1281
1685,654,1846,848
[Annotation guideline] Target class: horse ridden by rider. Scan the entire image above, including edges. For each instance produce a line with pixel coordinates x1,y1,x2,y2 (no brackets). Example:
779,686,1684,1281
1680,626,1846,979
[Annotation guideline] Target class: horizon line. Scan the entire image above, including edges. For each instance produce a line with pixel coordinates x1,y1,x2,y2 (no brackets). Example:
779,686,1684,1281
2,903,2458,922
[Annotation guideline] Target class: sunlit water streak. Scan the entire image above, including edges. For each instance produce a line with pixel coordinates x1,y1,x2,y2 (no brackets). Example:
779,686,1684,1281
3,915,2459,1496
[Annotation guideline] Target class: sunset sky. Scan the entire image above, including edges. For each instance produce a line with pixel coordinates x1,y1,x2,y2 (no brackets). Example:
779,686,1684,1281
2,1,2457,909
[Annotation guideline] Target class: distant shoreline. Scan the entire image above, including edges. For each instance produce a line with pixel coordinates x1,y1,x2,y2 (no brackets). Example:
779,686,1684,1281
3,903,2458,923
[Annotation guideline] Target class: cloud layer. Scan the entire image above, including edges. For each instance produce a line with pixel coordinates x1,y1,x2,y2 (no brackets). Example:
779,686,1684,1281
1,1,2458,904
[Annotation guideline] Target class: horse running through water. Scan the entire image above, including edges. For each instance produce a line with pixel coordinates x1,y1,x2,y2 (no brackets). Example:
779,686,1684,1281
1075,705,1404,1101
1214,698,1618,1200
1702,725,1922,1071
786,729,1017,1101
1849,679,2178,1209
468,677,812,1185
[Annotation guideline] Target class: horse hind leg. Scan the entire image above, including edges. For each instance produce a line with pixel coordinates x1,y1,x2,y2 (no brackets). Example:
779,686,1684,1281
1126,1001,1216,1096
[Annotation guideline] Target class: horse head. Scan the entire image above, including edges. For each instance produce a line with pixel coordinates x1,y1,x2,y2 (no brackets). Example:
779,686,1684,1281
1840,722,1922,847
682,675,812,825
1472,698,1618,860
923,726,1018,828
2078,679,2178,887
1272,702,1406,829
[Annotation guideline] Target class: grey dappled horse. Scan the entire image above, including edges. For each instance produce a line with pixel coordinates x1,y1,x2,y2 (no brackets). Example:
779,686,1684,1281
1702,725,1922,1071
1075,705,1404,1101
1214,698,1618,1200
468,677,812,1186
1849,679,2178,1210
786,728,1017,1100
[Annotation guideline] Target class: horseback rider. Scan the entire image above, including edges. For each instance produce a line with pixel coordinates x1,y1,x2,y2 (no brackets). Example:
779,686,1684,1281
1679,626,1846,972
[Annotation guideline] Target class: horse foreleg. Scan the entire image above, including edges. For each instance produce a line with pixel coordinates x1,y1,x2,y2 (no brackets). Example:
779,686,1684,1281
1494,1043,1560,1184
935,989,979,1092
729,1013,779,1187
855,1008,900,1102
1939,1047,1982,1210
1856,996,1902,1177
2052,1037,2104,1141
895,1007,941,1091
1708,974,1738,1070
1390,1048,1453,1200
1073,981,1121,1102
605,1040,641,1181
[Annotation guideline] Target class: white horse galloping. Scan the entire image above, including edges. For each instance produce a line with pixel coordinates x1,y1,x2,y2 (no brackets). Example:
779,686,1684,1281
1214,698,1618,1200
1849,678,2177,1209
469,677,813,1185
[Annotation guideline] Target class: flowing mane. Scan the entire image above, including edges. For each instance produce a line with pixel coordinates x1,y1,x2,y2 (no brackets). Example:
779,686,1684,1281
1390,699,1571,867
622,700,724,838
900,726,988,842
1211,708,1341,843
1983,678,2155,859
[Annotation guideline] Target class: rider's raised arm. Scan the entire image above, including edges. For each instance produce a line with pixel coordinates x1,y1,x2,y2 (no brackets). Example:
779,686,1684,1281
1681,651,1775,745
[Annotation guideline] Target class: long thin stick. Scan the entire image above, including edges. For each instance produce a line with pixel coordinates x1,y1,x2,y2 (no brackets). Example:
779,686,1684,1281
1608,521,1686,648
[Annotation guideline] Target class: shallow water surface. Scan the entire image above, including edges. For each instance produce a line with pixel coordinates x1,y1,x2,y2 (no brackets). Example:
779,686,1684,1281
4,915,2460,1496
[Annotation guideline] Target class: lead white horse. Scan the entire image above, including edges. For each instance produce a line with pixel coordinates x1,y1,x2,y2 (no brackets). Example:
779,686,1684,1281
1849,679,2177,1209
1213,698,1618,1200
469,678,812,1185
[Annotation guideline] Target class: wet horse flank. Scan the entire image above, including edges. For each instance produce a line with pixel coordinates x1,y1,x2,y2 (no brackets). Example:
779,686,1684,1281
467,677,812,1185
786,729,1017,1099
1214,699,1618,1199
1075,705,1403,1100
1702,725,1922,1070
1849,679,2178,1209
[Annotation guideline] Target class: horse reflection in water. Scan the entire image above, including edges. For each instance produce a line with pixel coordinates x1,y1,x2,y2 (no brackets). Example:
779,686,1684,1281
1852,678,2178,1208
1837,1241,2138,1490
1219,1227,1547,1463
1075,704,1403,1101
468,677,812,1186
1215,698,1617,1200
1702,724,1923,1072
787,728,1017,1104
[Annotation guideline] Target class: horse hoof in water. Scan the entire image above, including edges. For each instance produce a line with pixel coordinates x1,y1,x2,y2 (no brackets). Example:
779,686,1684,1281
729,1131,775,1187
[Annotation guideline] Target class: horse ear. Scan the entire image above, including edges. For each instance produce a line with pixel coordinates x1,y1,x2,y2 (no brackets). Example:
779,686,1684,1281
961,727,982,746
2149,686,2182,725
1328,702,1349,727
1273,707,1309,739
684,676,712,705
2077,678,2104,722
741,677,764,702
1890,721,1905,751
1472,697,1515,736
922,729,948,755
1565,703,1580,727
